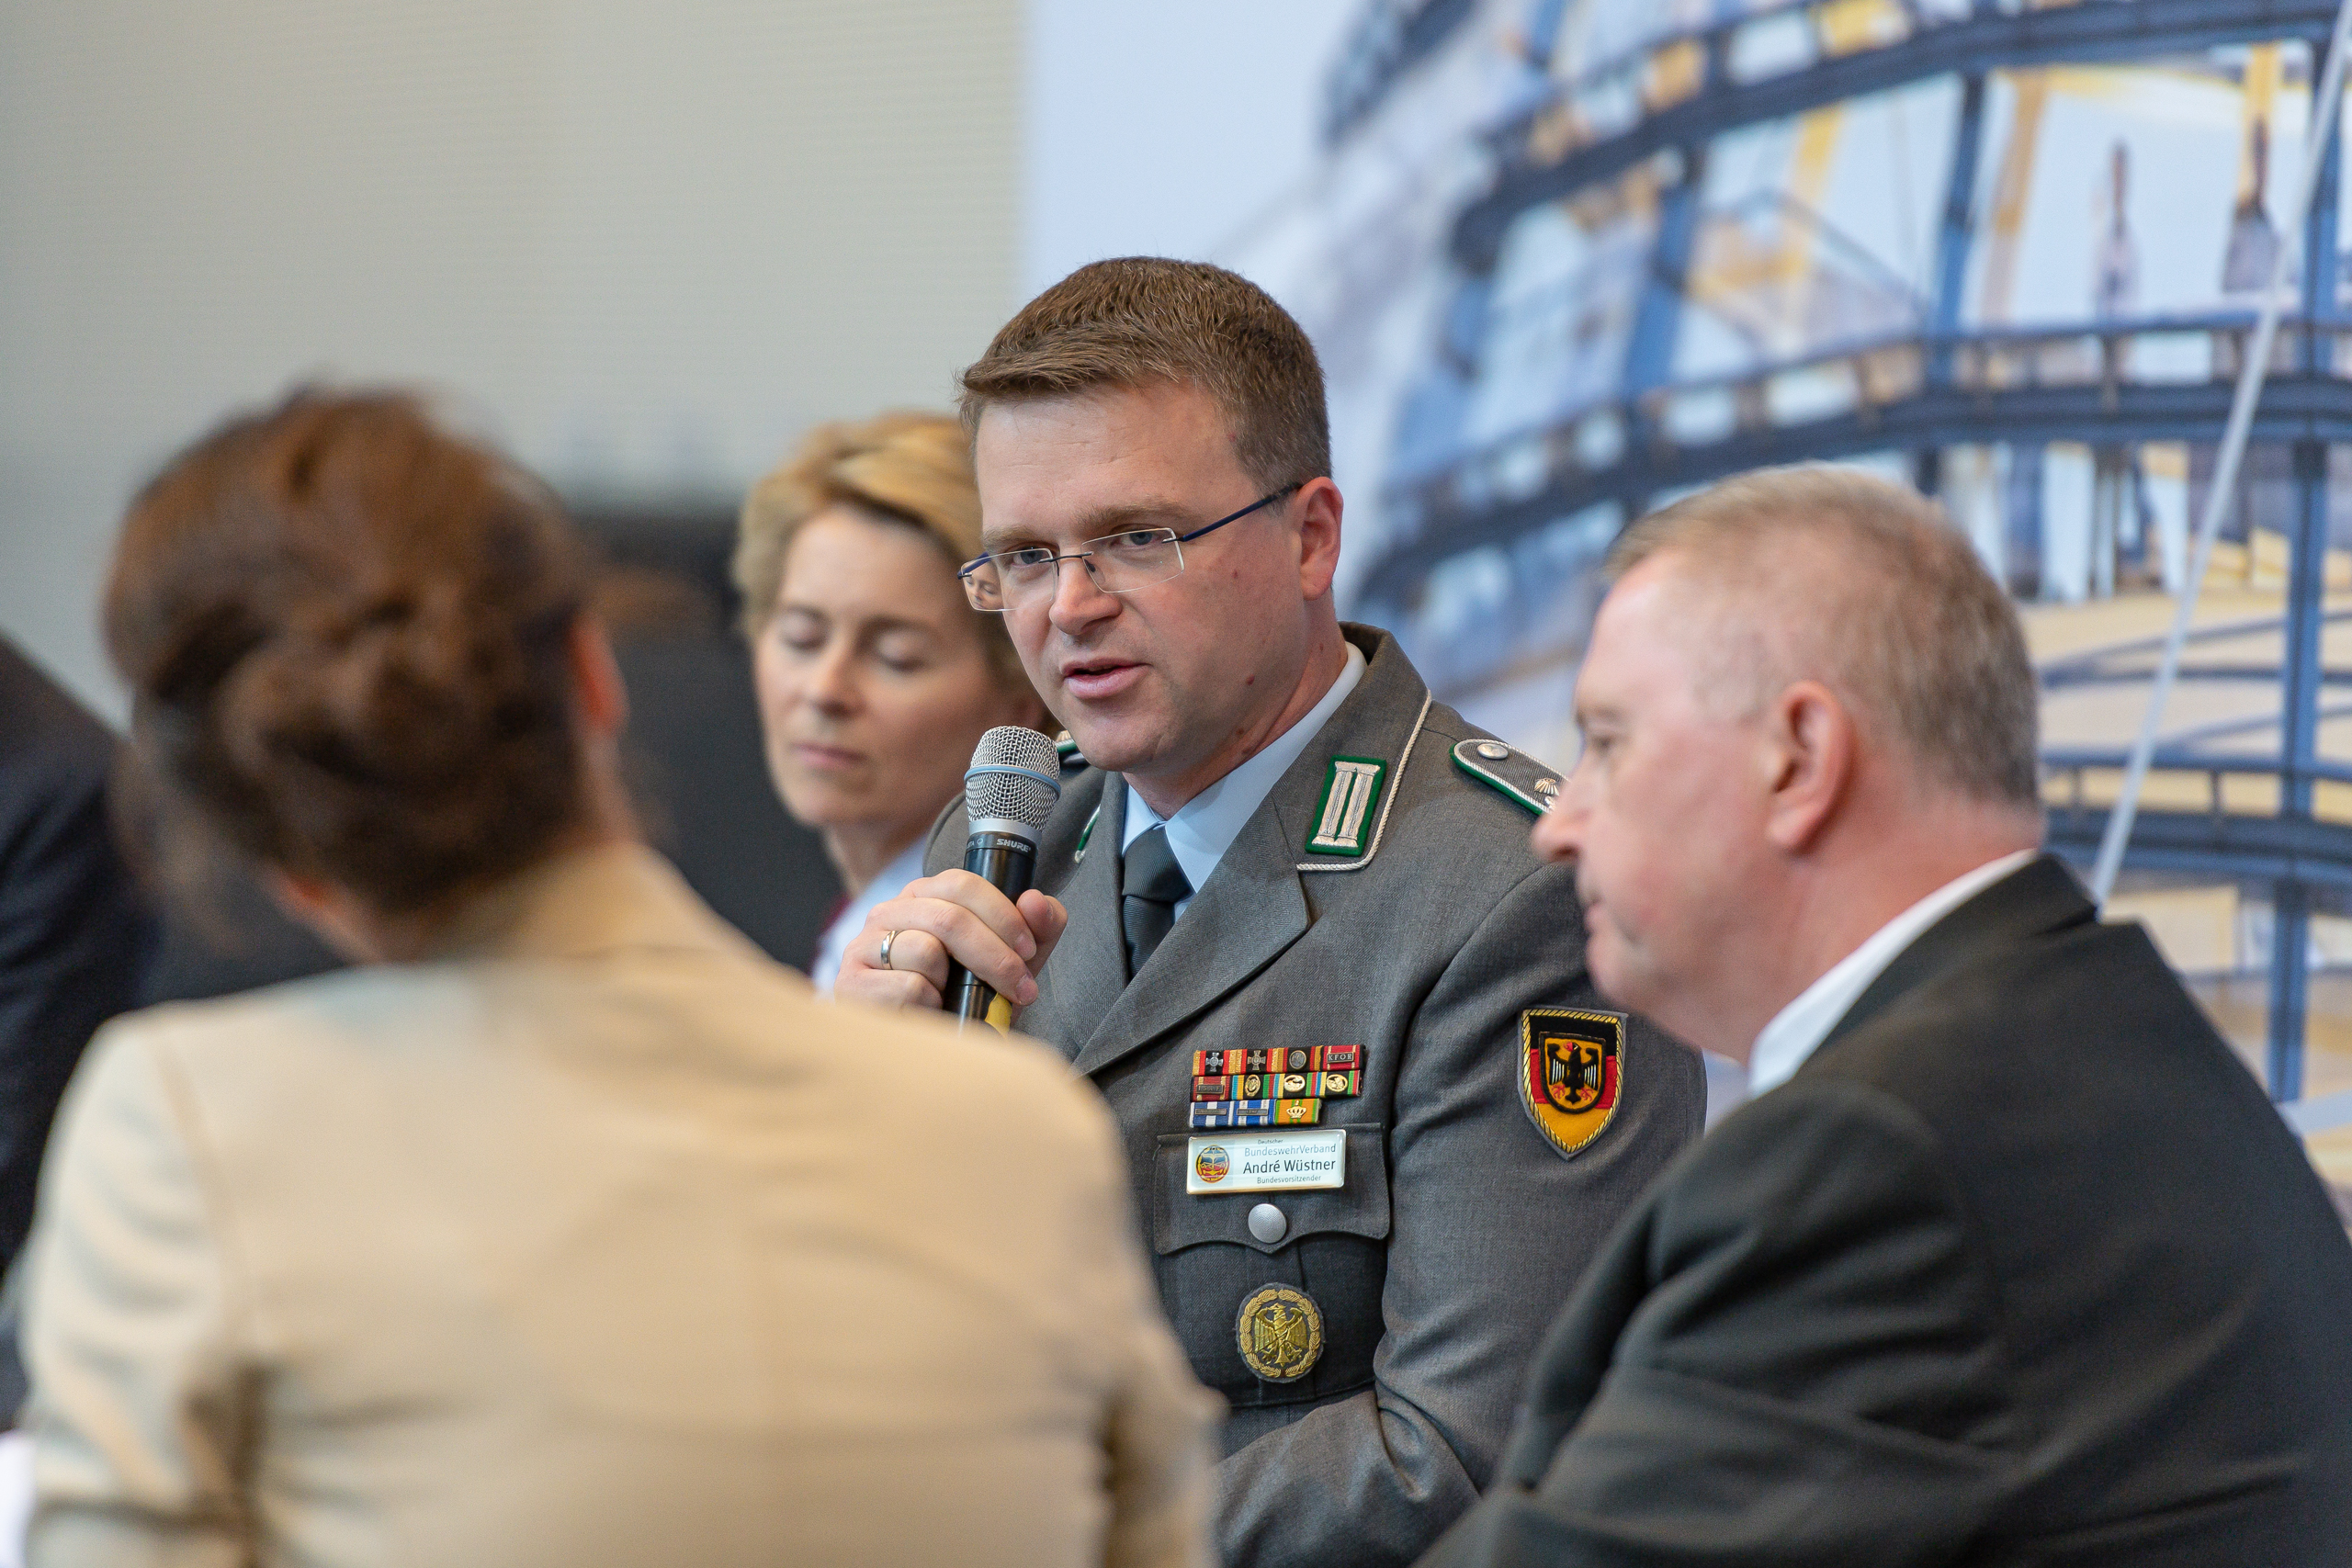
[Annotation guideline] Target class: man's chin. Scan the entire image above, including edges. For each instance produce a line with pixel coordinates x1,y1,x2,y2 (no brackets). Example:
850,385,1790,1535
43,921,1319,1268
1058,710,1167,775
1583,934,1645,1017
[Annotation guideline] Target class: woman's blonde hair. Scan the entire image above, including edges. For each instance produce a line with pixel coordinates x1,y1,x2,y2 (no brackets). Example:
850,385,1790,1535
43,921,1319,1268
734,411,1023,687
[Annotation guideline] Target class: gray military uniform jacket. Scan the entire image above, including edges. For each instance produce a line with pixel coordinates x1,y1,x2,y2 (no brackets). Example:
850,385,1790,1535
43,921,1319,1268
928,626,1706,1568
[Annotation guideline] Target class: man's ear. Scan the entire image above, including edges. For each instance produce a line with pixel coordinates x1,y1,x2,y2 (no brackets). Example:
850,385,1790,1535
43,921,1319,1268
1760,679,1856,854
568,614,629,740
1295,478,1344,602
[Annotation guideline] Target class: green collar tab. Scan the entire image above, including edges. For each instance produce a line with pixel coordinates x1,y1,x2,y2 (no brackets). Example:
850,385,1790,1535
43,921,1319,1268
1306,756,1387,856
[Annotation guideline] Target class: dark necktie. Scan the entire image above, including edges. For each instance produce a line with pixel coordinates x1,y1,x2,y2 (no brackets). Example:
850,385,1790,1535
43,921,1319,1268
1122,825,1193,979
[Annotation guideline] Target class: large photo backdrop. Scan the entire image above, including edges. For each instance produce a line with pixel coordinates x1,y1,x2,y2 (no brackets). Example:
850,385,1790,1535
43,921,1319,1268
1225,0,2352,1193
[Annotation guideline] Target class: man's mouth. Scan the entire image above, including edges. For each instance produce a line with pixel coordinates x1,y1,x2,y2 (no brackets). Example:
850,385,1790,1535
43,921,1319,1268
1059,659,1144,701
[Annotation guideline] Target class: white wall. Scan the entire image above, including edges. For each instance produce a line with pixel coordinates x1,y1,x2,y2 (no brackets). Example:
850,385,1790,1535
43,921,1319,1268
1021,0,1360,296
0,0,1022,715
1,0,1377,715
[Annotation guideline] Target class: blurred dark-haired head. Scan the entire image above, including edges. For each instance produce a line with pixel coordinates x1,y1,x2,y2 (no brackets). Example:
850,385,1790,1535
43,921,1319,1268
107,389,603,932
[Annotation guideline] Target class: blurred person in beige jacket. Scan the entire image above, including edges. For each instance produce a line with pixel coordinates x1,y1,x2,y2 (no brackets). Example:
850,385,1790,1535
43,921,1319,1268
18,388,1216,1568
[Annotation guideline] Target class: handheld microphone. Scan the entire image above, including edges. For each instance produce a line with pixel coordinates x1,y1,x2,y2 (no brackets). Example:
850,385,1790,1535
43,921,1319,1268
944,726,1062,1028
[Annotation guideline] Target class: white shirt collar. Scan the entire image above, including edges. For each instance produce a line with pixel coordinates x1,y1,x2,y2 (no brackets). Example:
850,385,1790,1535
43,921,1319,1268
808,837,929,997
1121,641,1368,917
1747,849,2040,1097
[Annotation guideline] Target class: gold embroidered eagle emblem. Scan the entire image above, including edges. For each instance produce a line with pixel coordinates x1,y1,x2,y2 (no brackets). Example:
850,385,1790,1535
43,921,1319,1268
1234,1284,1324,1382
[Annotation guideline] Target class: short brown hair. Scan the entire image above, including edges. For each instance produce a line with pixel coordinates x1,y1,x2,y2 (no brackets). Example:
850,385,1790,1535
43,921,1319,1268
957,257,1329,491
733,411,1024,688
107,388,594,917
1610,464,2040,807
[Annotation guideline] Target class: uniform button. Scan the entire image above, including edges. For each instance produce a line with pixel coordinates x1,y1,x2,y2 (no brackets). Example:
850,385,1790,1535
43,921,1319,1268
1477,740,1509,760
1248,1202,1288,1244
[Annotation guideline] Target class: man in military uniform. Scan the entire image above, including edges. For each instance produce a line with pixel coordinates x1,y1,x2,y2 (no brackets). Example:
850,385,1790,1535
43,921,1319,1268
839,258,1706,1568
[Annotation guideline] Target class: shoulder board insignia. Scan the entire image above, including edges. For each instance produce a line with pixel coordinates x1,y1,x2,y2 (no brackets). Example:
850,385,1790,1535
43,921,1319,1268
1451,738,1562,816
1055,731,1088,771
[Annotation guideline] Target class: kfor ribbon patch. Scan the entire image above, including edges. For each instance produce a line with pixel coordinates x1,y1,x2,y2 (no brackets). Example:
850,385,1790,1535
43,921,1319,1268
1518,1008,1623,1160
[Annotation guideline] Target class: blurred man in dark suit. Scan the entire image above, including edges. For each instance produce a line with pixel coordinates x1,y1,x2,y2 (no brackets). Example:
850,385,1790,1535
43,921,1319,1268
0,637,153,1423
0,637,150,1274
1420,466,2352,1567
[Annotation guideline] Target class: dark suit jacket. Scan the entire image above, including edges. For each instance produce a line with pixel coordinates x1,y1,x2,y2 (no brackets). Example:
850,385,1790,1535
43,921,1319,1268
930,626,1708,1568
1420,855,2352,1567
0,639,151,1270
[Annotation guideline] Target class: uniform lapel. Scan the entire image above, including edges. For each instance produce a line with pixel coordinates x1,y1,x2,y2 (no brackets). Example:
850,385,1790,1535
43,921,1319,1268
1068,626,1430,1078
1071,788,1312,1077
1023,772,1129,1056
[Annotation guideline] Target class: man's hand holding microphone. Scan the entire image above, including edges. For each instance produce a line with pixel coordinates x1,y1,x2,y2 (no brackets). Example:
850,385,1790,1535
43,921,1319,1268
837,726,1068,1022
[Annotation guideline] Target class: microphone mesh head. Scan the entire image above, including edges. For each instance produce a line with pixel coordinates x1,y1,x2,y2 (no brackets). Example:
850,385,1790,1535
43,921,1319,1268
965,726,1061,829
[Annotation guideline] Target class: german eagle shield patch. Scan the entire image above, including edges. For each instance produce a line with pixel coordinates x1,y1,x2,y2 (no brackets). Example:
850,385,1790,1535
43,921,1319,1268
1518,1008,1623,1159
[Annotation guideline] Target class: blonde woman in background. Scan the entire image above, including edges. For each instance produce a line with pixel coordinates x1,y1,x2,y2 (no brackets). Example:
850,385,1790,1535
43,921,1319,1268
736,412,1046,992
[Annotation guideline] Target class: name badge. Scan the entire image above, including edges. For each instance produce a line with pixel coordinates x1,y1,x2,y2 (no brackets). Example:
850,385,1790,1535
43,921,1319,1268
1186,1129,1347,1195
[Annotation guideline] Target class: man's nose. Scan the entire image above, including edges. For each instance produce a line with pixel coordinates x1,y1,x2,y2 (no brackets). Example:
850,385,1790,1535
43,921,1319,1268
1046,553,1119,633
1529,764,1589,865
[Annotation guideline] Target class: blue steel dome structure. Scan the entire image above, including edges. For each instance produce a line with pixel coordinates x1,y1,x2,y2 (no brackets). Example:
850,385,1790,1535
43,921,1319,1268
1316,0,2352,1103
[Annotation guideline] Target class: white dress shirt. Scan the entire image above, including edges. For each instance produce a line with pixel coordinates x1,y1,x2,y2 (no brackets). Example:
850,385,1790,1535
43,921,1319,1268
1747,849,2040,1097
1121,642,1367,920
809,837,927,996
